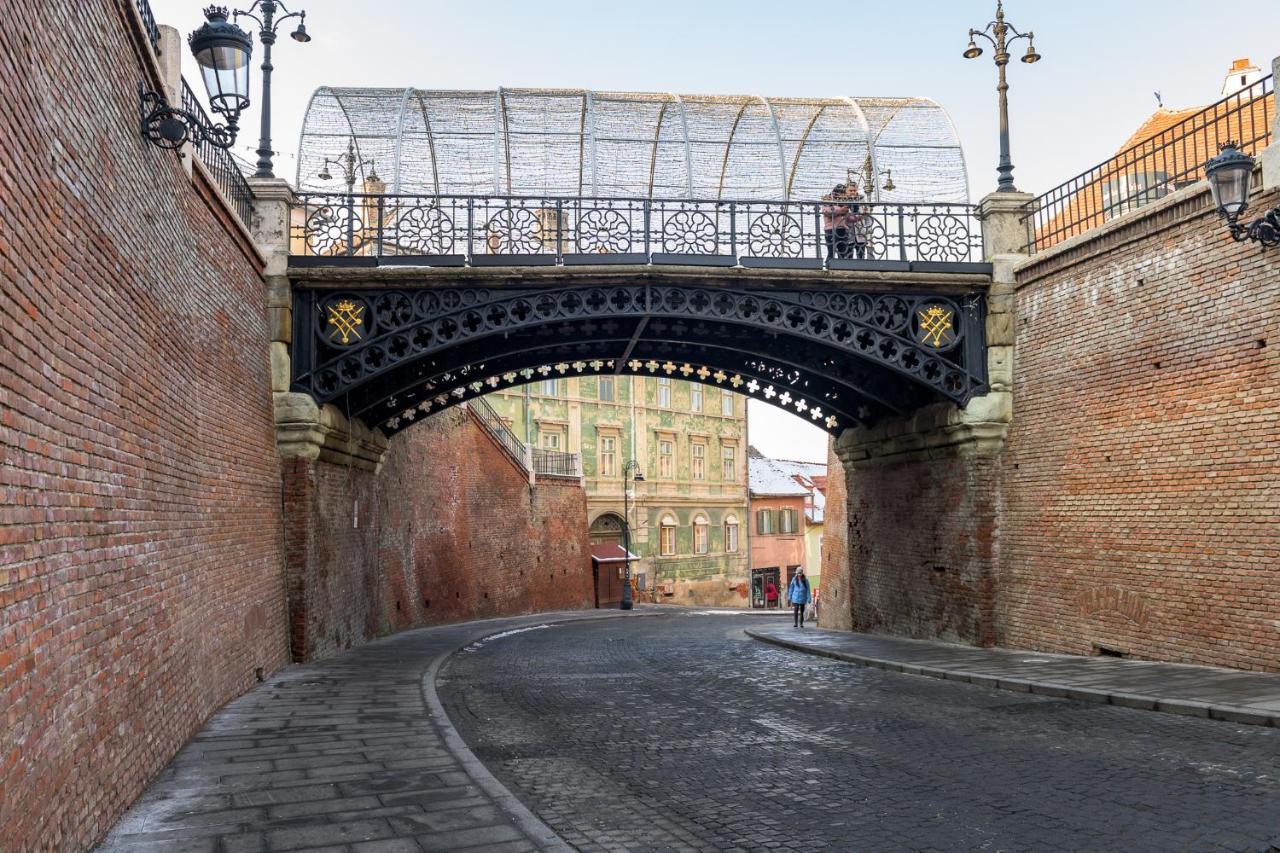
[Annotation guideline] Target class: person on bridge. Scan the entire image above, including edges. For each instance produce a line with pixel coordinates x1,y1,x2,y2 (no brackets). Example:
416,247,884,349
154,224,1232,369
788,568,812,628
821,184,852,260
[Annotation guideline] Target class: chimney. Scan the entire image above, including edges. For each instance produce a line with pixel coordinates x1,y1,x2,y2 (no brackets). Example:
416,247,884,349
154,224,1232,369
1222,57,1262,96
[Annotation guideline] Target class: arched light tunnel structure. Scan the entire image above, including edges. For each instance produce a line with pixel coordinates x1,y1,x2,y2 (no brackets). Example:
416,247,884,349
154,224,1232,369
289,87,985,437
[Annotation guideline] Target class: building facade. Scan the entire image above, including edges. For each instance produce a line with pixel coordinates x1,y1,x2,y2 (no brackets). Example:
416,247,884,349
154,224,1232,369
747,449,827,608
487,374,750,606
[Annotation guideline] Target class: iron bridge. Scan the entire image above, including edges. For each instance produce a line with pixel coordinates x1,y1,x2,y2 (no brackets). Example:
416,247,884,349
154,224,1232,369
288,194,991,436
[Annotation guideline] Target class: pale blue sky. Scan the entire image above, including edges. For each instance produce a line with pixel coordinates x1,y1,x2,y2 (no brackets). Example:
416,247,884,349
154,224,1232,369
153,0,1280,461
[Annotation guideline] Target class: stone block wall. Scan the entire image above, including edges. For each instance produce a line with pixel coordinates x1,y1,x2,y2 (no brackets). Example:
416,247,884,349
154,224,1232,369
1001,185,1280,671
817,439,853,630
0,2,288,849
281,405,593,661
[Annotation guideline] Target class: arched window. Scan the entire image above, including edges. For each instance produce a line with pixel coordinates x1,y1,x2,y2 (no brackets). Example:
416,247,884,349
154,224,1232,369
659,514,678,556
724,515,739,554
693,514,709,555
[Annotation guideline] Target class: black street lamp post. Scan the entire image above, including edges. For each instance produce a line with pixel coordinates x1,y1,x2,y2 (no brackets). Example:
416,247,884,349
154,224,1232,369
963,1,1041,193
232,0,311,179
620,459,644,611
318,137,378,191
1204,142,1280,247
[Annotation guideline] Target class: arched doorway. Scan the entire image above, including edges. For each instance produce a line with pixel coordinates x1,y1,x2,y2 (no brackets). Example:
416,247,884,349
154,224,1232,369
589,512,625,546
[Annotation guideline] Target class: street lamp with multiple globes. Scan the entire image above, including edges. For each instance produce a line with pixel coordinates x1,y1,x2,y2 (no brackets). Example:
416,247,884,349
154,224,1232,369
318,137,379,191
963,1,1041,193
231,0,311,178
1203,142,1280,248
620,459,645,611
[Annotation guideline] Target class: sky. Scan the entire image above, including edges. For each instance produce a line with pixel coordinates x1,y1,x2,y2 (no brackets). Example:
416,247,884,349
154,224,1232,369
153,0,1280,463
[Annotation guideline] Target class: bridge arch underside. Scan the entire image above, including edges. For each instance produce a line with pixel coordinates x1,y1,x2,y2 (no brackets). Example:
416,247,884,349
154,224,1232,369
290,283,988,437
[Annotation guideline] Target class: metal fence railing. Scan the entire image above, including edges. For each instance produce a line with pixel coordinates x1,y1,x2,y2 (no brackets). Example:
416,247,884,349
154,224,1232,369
181,78,255,226
531,448,582,478
135,0,161,50
290,194,986,269
466,396,529,469
1025,75,1273,253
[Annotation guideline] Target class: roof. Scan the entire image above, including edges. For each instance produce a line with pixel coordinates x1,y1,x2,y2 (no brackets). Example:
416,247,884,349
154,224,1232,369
749,452,827,498
590,544,639,564
297,87,970,203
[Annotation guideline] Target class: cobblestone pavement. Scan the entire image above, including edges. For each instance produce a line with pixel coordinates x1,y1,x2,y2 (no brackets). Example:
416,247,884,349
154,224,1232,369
97,612,620,853
439,612,1280,853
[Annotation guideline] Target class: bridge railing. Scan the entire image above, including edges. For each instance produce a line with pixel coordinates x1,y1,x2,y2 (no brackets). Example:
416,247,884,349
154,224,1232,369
290,193,985,270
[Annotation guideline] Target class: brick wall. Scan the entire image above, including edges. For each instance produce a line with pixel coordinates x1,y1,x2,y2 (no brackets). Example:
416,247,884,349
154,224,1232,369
0,2,288,849
282,405,593,661
841,453,1000,645
1002,185,1280,671
817,439,852,630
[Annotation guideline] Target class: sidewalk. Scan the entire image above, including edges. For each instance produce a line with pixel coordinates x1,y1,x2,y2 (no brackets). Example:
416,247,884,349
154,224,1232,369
98,610,642,853
747,626,1280,728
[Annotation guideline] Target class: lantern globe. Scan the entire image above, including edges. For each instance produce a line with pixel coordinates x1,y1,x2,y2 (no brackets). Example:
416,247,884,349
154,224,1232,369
188,6,253,117
1204,143,1255,220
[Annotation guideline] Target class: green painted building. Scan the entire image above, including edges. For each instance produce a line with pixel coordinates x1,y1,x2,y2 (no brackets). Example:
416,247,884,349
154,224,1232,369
487,373,750,606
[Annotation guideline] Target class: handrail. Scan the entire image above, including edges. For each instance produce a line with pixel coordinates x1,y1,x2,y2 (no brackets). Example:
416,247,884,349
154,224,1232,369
466,396,529,471
135,0,161,51
181,78,255,226
288,192,985,269
1025,75,1273,253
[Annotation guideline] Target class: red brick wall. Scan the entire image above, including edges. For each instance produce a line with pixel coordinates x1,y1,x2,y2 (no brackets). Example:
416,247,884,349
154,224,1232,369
817,439,852,630
1002,187,1280,671
0,2,288,849
843,453,1000,645
282,405,593,661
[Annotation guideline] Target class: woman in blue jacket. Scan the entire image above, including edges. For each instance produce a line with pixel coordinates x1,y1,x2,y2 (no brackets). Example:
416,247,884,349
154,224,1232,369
787,568,812,628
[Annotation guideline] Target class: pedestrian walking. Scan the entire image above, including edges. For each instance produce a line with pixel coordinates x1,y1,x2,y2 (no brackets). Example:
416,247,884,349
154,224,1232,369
765,579,779,609
788,568,812,628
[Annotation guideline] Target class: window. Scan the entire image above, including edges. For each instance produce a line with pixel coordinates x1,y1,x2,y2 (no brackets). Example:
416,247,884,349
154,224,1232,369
657,377,671,408
721,444,736,481
598,376,615,402
721,389,733,416
690,384,703,413
599,435,617,477
539,378,557,396
693,515,709,554
1101,171,1169,217
658,437,674,479
756,509,775,535
778,508,798,534
660,515,677,556
540,429,562,450
724,518,739,553
691,442,705,480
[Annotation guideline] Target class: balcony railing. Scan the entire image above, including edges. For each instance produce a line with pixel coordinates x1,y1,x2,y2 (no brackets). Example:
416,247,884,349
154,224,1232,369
1025,74,1274,253
181,78,254,227
290,194,985,270
531,448,583,479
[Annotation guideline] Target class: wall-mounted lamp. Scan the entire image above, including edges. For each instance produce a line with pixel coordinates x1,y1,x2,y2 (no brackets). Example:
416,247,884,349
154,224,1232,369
1204,142,1279,248
139,6,252,150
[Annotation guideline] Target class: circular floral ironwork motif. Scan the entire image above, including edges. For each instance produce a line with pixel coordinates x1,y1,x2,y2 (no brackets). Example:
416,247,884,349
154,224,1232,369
396,204,455,254
747,213,802,257
916,214,971,262
857,215,889,260
577,208,632,253
305,205,363,256
485,207,542,254
662,209,717,254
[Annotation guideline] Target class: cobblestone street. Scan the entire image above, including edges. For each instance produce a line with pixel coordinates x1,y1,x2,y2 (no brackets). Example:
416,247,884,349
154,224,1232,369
439,612,1280,852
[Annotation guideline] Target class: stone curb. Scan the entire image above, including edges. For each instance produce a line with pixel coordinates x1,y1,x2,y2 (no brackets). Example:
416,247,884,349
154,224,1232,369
744,629,1279,729
423,610,660,852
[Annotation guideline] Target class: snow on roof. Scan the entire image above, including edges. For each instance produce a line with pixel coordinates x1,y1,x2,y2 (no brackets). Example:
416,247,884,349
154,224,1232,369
749,450,827,497
590,544,639,563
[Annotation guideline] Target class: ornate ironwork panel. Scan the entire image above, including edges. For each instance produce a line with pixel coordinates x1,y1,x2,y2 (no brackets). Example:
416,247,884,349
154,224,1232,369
292,283,987,436
290,193,986,271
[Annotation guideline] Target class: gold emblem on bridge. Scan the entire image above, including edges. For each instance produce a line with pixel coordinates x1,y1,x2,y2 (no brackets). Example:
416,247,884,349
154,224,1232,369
917,304,954,348
327,299,365,345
